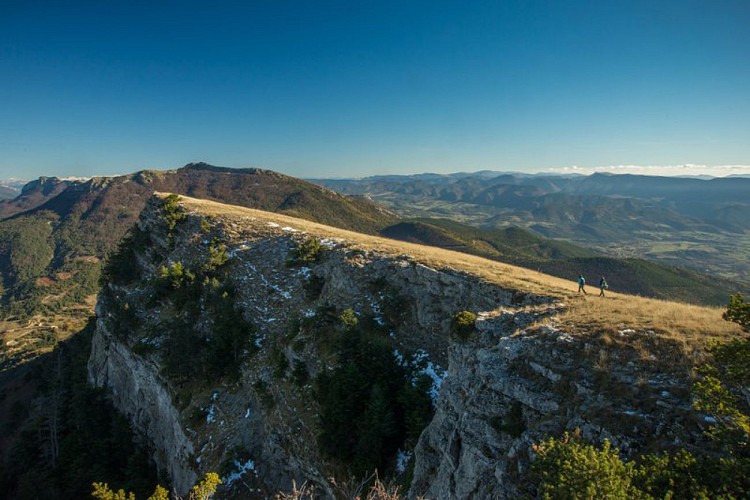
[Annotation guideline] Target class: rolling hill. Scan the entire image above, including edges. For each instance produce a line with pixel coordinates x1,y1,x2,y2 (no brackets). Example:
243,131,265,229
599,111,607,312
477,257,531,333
313,172,750,286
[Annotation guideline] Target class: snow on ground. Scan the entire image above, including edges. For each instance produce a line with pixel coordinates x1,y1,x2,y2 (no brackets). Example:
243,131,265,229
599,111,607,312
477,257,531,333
319,238,343,249
369,294,385,325
206,392,219,424
396,449,412,474
243,262,292,300
393,349,406,366
410,349,448,403
222,458,256,487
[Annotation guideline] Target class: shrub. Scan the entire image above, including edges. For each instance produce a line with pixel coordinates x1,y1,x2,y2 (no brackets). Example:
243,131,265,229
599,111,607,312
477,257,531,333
531,432,640,499
204,240,229,273
724,293,750,332
451,310,477,340
288,238,322,265
161,194,186,232
339,308,359,330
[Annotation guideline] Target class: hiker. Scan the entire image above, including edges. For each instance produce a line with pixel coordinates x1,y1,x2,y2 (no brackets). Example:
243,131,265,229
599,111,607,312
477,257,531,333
577,274,587,294
599,276,608,297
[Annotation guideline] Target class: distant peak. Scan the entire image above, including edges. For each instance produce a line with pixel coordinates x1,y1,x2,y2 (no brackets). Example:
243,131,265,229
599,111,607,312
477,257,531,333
20,175,67,194
181,162,272,176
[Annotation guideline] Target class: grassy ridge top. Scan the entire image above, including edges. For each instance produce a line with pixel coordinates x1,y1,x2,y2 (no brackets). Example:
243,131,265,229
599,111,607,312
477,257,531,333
170,193,746,345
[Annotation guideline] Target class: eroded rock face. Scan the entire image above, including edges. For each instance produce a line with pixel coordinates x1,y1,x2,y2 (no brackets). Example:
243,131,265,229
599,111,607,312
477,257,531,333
408,317,706,499
88,315,198,494
89,196,706,499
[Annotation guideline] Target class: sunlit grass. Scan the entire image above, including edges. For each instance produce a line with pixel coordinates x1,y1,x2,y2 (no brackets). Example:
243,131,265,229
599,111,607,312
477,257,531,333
167,193,746,352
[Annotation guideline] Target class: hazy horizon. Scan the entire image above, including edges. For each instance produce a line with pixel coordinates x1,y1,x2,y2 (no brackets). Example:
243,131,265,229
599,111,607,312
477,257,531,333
4,162,750,185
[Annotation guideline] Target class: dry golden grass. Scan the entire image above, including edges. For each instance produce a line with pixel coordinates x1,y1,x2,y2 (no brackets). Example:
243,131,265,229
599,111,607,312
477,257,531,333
559,294,744,344
166,193,747,348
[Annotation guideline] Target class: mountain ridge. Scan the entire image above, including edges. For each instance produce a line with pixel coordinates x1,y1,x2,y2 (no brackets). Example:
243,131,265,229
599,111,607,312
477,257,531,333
86,193,746,497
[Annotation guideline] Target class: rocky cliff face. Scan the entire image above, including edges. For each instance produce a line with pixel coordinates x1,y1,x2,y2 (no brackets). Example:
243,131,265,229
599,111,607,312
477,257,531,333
88,195,707,498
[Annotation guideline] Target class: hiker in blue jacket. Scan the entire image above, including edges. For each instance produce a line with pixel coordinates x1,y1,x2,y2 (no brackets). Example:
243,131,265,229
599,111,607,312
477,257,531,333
577,274,587,294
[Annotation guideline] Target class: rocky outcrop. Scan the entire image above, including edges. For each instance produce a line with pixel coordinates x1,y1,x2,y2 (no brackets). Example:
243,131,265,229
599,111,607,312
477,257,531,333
409,314,706,499
88,195,707,498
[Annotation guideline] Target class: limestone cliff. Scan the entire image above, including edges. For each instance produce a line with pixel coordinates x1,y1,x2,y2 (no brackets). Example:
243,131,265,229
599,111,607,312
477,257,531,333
88,194,710,498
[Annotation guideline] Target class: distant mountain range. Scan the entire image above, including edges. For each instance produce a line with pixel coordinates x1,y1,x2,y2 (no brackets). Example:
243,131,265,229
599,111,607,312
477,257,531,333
312,172,750,288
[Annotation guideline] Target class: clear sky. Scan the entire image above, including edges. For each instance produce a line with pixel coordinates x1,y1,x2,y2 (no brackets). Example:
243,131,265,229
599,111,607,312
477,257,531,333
2,0,749,179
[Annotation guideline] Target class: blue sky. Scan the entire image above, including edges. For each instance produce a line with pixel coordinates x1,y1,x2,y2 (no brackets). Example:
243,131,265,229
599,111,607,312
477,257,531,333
1,0,749,179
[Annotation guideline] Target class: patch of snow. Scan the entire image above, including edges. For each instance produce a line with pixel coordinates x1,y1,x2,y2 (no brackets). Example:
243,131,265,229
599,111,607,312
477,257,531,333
223,458,256,487
556,333,574,343
206,392,219,423
254,334,265,349
703,415,717,424
619,328,636,335
393,349,406,366
267,222,280,228
369,296,385,325
396,449,412,474
539,324,559,335
140,336,162,348
243,262,292,300
410,349,448,403
319,238,342,249
303,309,316,318
281,226,297,232
623,410,646,417
245,408,251,419
298,266,311,278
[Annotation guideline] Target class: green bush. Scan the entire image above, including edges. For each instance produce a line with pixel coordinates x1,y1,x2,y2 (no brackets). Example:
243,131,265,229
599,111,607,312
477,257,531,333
530,433,750,499
161,194,186,232
724,293,750,332
531,432,641,499
204,240,229,273
338,308,359,330
288,238,322,265
451,310,477,340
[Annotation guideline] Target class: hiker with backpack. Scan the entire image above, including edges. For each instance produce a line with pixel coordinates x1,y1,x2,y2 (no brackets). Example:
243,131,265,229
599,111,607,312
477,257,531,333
577,274,587,295
599,276,608,297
